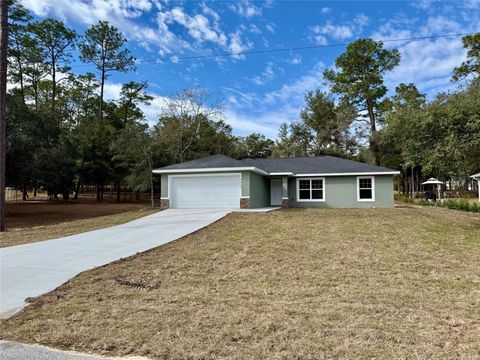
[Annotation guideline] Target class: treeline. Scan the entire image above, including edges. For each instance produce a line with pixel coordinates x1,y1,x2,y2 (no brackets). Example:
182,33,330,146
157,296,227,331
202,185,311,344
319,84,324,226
6,0,479,204
273,35,480,194
5,1,274,206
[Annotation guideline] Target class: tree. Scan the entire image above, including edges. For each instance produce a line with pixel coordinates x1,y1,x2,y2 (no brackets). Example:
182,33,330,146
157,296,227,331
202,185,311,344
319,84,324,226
272,90,357,158
234,133,274,159
31,18,76,113
117,81,153,124
156,88,222,162
112,122,156,207
324,38,400,164
452,33,480,81
6,0,32,104
391,83,426,110
1,0,8,231
80,21,135,122
300,90,357,156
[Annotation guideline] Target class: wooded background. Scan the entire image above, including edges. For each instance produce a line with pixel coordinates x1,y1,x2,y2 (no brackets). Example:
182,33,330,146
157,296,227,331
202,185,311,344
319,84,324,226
4,1,480,208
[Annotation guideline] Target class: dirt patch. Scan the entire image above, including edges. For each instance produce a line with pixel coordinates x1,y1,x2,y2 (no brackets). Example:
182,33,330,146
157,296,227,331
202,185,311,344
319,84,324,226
5,200,150,229
1,207,479,359
1,201,157,247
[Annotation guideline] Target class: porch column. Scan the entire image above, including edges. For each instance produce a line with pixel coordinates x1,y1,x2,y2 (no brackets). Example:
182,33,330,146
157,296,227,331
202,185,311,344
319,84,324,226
282,176,289,208
478,179,480,202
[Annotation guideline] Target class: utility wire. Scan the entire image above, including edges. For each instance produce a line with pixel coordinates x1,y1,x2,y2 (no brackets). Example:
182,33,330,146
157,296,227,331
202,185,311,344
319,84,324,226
70,32,477,68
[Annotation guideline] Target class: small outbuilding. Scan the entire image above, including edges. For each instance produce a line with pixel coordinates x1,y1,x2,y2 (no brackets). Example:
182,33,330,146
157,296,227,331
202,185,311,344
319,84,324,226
421,178,444,201
471,173,480,201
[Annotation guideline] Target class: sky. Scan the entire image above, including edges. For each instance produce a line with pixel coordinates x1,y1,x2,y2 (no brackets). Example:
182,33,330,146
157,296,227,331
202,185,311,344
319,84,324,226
19,0,480,138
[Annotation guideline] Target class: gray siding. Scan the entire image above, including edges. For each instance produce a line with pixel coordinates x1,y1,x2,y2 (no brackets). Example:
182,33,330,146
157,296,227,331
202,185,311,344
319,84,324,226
288,175,394,208
160,174,168,198
249,172,270,208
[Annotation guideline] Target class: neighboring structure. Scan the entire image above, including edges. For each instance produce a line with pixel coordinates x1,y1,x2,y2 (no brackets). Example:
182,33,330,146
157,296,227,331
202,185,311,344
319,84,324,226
471,172,480,201
153,155,400,209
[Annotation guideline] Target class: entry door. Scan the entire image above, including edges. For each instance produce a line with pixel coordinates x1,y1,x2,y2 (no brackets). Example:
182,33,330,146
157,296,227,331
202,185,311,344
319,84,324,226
270,179,283,206
170,174,241,208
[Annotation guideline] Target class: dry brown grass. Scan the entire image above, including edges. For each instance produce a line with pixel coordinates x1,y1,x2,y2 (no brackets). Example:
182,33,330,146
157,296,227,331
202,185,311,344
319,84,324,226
1,203,157,247
5,200,151,228
1,207,479,359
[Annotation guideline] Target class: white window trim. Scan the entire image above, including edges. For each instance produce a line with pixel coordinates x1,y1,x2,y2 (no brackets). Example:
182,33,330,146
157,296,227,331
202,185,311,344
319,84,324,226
296,177,325,202
357,176,375,202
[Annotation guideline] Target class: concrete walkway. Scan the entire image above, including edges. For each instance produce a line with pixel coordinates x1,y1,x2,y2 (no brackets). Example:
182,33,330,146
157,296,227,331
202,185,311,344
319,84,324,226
0,209,230,317
0,340,150,360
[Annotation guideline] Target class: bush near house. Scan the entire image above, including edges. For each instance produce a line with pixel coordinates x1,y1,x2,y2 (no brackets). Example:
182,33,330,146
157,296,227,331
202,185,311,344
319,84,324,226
395,194,479,212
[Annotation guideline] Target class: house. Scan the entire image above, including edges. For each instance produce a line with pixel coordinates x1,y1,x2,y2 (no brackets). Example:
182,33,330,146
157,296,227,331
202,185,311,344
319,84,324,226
152,154,400,209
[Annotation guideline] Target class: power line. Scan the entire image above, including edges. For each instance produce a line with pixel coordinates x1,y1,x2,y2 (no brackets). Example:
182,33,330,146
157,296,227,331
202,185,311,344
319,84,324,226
69,32,477,68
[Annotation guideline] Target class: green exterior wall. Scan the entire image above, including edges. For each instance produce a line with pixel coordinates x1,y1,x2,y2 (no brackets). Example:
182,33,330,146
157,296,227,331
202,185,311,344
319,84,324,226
160,174,168,198
288,175,394,208
249,172,270,208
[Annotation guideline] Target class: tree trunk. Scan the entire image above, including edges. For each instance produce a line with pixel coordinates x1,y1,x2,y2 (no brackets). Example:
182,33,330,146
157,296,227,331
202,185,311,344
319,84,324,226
96,184,101,202
22,185,27,201
51,55,56,113
99,62,105,122
0,0,7,231
411,166,415,198
116,184,121,202
366,100,380,165
74,181,81,200
147,156,154,208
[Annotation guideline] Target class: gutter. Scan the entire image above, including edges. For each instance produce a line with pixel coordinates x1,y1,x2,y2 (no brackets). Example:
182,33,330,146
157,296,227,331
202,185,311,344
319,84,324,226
152,168,400,177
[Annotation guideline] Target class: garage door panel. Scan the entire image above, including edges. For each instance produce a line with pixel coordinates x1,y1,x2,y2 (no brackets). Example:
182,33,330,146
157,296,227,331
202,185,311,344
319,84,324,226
170,174,241,208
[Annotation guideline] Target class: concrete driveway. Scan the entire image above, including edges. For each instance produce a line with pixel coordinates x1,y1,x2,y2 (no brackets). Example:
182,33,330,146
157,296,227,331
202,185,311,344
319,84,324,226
0,209,230,317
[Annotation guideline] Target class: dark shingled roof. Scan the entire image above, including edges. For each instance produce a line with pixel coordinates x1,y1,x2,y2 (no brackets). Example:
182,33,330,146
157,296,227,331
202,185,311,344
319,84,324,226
240,156,396,174
157,155,244,170
154,154,398,174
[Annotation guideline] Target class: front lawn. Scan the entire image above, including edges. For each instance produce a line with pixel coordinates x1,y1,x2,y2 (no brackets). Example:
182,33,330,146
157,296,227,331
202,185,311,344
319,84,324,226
1,208,479,359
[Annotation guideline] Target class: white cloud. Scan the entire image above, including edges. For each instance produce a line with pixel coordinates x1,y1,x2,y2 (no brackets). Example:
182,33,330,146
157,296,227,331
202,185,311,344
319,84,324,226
310,14,370,44
370,12,477,97
167,7,227,46
228,30,253,59
289,55,302,65
249,24,262,34
224,109,280,137
20,0,252,62
229,0,262,18
247,62,276,85
200,2,220,22
264,62,326,104
265,23,276,33
320,7,331,14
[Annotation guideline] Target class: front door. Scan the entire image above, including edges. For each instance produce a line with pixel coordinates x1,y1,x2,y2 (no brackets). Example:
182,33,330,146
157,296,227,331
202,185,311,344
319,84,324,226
270,179,282,206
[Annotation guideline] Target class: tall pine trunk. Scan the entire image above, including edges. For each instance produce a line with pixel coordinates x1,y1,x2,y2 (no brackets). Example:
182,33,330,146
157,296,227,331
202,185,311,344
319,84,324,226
366,100,380,165
0,0,7,231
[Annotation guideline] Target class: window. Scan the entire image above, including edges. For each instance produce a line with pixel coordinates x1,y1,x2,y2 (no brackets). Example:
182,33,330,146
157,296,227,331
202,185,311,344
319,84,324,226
357,176,375,201
297,178,325,201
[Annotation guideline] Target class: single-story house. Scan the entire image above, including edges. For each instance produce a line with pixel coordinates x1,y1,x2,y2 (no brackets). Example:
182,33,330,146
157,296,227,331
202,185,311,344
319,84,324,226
153,154,400,209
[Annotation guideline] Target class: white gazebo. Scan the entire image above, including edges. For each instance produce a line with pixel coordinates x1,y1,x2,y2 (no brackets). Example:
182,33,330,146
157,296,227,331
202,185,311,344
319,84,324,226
421,178,444,200
471,172,480,201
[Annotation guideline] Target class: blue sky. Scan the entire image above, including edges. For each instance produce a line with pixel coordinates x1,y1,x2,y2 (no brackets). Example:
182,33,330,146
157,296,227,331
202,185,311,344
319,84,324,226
20,0,480,138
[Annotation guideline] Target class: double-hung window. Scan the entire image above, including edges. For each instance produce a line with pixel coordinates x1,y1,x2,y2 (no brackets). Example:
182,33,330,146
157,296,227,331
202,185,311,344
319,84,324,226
357,176,375,202
297,178,325,202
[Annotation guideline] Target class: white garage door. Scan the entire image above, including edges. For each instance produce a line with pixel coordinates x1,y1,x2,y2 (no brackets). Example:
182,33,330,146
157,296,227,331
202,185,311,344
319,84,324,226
170,174,241,209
